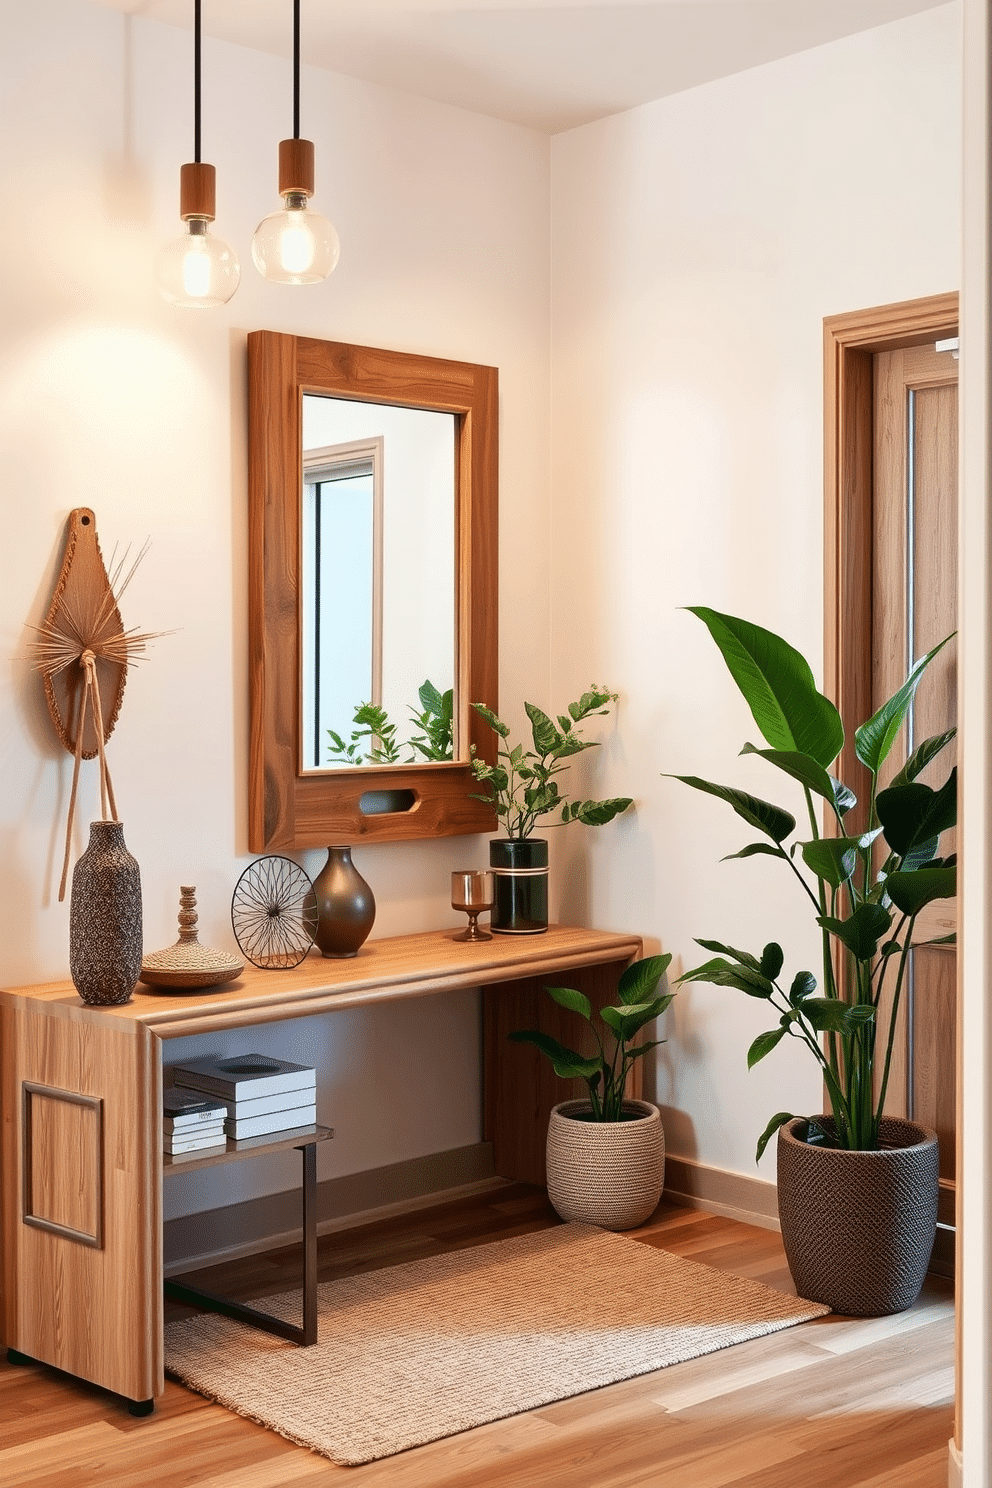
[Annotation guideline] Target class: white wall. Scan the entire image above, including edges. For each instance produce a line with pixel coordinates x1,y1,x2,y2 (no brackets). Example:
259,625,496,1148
550,4,962,1179
0,0,551,1218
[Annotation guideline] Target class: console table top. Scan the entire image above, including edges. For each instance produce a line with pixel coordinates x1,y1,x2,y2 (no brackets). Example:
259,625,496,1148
1,924,642,1039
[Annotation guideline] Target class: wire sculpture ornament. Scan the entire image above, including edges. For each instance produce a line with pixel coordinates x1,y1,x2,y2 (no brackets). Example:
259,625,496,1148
231,856,319,969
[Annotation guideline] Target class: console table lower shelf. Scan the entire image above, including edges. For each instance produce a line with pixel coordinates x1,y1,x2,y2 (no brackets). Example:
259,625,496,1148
0,925,641,1411
164,1123,333,1351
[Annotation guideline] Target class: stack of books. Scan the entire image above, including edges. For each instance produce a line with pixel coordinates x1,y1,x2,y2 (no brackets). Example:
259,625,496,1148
163,1087,228,1156
173,1053,317,1140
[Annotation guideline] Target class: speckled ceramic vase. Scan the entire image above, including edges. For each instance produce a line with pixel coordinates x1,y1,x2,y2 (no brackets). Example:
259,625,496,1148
312,846,375,958
69,820,143,1006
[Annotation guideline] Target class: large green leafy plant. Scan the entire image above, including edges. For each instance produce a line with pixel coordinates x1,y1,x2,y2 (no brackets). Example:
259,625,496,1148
510,955,674,1121
470,687,633,839
674,608,956,1159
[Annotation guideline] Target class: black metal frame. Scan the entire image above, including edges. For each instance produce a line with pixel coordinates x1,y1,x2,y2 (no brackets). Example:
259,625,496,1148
165,1139,318,1346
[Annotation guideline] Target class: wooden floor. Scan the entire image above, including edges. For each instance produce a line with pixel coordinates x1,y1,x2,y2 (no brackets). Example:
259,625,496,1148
0,1185,954,1487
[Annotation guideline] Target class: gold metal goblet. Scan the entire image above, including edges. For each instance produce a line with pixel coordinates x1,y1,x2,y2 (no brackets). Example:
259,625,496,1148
451,870,494,942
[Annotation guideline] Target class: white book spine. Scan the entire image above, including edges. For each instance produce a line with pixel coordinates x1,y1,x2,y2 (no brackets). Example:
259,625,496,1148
175,1070,316,1101
164,1132,228,1154
163,1111,226,1131
223,1086,318,1119
224,1108,318,1139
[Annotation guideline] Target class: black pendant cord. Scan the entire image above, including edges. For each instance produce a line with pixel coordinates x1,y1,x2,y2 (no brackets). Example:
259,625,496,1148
293,0,300,139
194,0,202,163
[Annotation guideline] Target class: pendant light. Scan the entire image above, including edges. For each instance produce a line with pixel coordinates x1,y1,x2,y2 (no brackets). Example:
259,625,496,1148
156,0,240,308
251,0,340,285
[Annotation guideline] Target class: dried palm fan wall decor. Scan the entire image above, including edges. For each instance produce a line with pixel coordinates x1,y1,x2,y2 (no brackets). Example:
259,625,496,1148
29,507,161,900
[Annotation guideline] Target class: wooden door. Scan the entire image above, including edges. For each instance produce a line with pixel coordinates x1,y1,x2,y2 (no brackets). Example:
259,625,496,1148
872,342,958,1227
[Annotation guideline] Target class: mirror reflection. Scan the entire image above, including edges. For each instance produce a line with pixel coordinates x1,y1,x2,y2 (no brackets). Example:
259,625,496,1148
300,394,457,772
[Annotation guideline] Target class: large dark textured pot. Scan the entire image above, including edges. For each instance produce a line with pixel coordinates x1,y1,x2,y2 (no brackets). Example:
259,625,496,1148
489,838,548,934
312,846,375,957
69,820,142,1006
777,1115,939,1316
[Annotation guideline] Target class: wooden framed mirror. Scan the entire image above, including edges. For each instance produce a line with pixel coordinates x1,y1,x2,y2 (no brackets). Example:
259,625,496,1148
248,331,498,849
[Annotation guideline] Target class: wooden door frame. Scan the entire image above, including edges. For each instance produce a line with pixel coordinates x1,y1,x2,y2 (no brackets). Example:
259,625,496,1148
824,291,959,805
823,290,959,1242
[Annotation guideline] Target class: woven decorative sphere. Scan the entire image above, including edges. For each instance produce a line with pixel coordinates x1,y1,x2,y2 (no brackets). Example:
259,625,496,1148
546,1099,665,1231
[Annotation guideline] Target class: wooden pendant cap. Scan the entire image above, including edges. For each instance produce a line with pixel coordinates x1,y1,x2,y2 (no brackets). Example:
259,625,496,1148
279,138,315,197
180,162,216,221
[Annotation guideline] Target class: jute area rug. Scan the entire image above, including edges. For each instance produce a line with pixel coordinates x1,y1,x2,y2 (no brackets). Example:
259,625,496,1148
164,1222,828,1466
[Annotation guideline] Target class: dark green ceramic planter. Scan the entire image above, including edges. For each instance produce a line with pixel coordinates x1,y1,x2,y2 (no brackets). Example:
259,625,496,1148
489,838,548,934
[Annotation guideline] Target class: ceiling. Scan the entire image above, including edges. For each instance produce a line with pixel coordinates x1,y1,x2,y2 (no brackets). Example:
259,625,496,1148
92,0,952,133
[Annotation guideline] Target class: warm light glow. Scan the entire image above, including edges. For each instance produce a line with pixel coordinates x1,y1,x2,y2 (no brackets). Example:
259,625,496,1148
279,211,317,275
156,220,240,309
252,196,340,286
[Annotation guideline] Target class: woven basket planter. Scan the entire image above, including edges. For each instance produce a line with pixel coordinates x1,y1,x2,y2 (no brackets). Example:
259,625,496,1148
777,1116,939,1317
546,1099,665,1231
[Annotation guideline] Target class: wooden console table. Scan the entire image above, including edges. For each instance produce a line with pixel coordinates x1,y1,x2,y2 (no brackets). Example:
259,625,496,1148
0,925,640,1409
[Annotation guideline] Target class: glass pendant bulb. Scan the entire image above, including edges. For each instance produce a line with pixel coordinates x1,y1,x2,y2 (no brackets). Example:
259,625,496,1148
156,163,239,309
156,218,240,308
252,191,340,284
253,140,340,286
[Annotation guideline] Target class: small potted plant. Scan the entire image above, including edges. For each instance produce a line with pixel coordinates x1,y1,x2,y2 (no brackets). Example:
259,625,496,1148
511,954,673,1228
673,607,955,1315
470,688,633,933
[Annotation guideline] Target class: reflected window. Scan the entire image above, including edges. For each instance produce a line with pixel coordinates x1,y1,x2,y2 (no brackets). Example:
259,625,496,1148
301,439,383,769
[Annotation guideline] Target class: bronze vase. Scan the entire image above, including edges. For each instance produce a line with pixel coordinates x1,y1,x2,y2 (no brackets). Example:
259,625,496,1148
312,846,375,957
69,820,143,1005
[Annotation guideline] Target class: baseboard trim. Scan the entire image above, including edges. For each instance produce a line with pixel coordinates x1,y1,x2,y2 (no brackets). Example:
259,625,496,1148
164,1142,499,1277
664,1154,781,1232
664,1155,957,1276
947,1437,962,1488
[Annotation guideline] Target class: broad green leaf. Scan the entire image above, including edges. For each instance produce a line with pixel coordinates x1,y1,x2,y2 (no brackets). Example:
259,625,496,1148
418,679,444,714
618,953,672,1005
545,984,592,1021
525,701,561,755
471,702,509,738
801,837,858,888
890,728,957,788
569,796,634,826
800,998,876,1034
747,1027,787,1069
817,902,892,959
876,769,957,858
552,735,594,759
688,607,844,767
760,942,785,980
902,835,940,872
721,842,786,863
854,635,953,773
601,998,670,1040
829,776,858,816
695,938,761,969
507,1029,602,1081
789,971,817,1004
668,775,796,843
739,743,837,802
885,866,957,916
756,1111,796,1163
678,957,774,998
